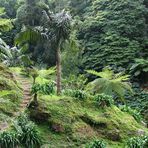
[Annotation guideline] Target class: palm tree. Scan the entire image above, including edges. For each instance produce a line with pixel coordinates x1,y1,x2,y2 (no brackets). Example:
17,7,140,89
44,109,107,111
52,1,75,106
15,10,71,95
51,10,71,95
86,68,133,101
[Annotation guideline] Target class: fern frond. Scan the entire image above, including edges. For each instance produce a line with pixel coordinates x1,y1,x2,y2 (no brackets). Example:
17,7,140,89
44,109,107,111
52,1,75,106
86,68,133,101
86,68,113,79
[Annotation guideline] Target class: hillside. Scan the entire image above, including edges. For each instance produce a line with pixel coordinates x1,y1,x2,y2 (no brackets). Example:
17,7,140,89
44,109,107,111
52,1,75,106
29,95,147,147
0,0,148,148
0,64,22,128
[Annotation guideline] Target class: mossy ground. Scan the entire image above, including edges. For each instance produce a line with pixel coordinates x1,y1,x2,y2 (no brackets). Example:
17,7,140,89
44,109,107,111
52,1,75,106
0,66,147,147
0,65,23,123
28,95,148,148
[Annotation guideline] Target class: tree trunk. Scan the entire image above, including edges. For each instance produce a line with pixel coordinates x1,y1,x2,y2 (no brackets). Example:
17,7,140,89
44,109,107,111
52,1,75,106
33,93,38,106
56,45,62,95
33,76,36,85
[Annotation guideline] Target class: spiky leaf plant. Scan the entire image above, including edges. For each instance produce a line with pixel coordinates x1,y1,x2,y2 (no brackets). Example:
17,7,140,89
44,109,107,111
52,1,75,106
0,131,19,148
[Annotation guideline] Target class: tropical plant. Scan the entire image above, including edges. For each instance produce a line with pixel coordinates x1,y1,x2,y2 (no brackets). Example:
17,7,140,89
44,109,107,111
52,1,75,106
86,139,106,148
130,59,148,77
120,105,142,122
62,74,87,90
0,131,19,148
19,122,41,148
0,38,10,60
126,136,148,148
0,38,29,66
29,67,39,84
86,68,133,102
14,114,42,148
0,7,12,32
16,113,29,128
63,89,88,100
16,6,72,95
51,10,71,95
31,84,42,106
94,94,114,108
31,82,55,105
1,46,22,66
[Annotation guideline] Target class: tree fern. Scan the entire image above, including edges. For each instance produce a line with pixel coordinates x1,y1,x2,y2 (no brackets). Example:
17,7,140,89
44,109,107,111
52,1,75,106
86,68,133,101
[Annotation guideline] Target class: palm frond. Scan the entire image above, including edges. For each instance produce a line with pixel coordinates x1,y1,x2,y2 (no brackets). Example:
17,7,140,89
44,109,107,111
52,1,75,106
15,26,47,46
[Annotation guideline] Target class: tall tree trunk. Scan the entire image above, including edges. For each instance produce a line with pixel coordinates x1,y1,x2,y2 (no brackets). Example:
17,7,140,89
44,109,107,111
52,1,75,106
33,93,38,106
56,45,62,95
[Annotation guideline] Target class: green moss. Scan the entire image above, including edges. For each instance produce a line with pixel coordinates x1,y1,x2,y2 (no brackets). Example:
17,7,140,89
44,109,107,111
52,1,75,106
28,95,148,147
0,65,23,122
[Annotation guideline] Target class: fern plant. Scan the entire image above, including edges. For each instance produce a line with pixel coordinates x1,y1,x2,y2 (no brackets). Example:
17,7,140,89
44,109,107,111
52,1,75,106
94,94,114,108
86,139,106,148
86,67,133,102
63,89,88,100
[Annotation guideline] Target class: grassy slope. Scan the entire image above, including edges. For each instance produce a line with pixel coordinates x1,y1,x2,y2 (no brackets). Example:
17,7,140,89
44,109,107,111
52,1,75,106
1,66,147,147
28,95,148,148
0,64,22,123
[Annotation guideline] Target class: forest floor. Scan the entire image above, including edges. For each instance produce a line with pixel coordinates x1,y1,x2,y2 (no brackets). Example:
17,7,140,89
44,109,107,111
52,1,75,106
0,73,32,131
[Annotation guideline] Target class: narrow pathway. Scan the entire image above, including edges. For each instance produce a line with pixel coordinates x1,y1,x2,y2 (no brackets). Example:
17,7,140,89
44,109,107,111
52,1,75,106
0,74,32,131
13,74,32,114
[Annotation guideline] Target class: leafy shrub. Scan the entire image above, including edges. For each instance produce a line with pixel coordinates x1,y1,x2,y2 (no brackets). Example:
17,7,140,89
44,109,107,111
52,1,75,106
63,89,88,100
143,136,148,148
86,139,106,148
126,136,148,148
41,83,55,95
0,131,19,148
62,74,87,90
20,122,41,148
17,113,29,128
120,105,142,122
94,94,114,107
14,114,42,148
31,83,55,95
125,84,148,122
130,58,148,77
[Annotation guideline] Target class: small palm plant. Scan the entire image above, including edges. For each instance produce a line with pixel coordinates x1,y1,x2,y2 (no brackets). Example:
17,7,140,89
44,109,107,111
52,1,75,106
86,67,133,102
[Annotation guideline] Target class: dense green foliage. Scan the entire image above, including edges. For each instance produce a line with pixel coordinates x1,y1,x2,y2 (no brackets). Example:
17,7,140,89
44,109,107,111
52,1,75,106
77,0,148,73
94,94,114,108
86,139,106,148
0,131,19,148
120,105,142,122
126,136,148,148
86,68,132,101
63,89,88,100
0,114,42,148
0,0,148,147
